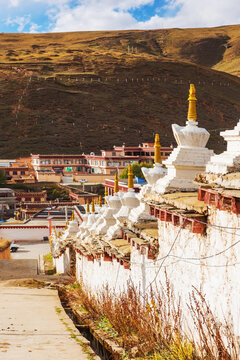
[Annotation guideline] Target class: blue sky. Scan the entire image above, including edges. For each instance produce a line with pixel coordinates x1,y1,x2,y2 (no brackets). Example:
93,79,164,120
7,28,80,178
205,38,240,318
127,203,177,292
0,0,239,33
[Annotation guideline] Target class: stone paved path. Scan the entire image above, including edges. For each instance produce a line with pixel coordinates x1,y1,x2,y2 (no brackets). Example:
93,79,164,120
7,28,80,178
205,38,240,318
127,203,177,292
0,287,91,360
0,260,38,281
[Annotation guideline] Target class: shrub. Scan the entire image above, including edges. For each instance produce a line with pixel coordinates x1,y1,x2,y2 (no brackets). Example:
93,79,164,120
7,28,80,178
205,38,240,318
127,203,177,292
119,162,153,180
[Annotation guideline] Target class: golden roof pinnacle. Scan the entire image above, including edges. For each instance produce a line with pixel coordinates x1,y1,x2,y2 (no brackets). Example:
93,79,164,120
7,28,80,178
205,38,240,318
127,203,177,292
91,199,95,213
86,199,90,214
154,133,162,164
128,164,134,189
99,195,102,207
187,84,197,121
114,172,119,193
105,187,108,204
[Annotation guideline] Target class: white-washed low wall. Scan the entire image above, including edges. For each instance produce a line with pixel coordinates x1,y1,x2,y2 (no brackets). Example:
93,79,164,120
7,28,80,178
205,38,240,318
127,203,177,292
76,254,130,293
54,248,70,274
0,226,64,241
131,208,240,335
71,207,240,335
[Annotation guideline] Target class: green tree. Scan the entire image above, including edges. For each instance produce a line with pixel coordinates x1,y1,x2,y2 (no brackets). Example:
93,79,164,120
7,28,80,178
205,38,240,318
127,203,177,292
119,162,153,180
0,169,6,185
51,188,60,200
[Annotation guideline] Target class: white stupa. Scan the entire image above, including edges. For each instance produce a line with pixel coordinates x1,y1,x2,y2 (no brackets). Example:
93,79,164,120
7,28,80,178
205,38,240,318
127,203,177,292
129,133,167,223
206,120,240,174
81,200,97,241
106,165,140,239
154,84,214,193
95,176,122,236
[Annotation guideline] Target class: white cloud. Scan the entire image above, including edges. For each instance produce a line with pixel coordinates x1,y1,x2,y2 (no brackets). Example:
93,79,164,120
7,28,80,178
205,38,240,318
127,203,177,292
9,0,19,6
29,22,42,33
49,0,240,32
6,15,31,32
1,0,240,33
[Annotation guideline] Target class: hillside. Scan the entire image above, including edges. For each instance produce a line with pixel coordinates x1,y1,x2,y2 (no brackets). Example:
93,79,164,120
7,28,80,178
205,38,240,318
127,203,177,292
0,25,240,157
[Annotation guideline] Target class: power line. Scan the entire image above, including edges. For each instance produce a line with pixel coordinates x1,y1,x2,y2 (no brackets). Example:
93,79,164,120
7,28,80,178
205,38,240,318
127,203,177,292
144,224,183,292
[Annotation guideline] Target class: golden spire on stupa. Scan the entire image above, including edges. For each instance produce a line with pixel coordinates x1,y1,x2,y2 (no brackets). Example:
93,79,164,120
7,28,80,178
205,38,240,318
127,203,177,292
154,133,162,164
86,199,90,213
99,195,102,207
187,84,197,121
114,172,119,193
128,164,134,189
91,199,95,213
105,187,108,204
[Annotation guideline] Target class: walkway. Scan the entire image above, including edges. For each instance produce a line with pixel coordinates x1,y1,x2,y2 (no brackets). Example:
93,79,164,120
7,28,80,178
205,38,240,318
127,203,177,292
0,286,91,360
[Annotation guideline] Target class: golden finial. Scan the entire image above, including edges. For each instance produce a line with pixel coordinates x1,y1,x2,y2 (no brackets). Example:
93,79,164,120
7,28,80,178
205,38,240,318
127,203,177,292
114,172,119,194
105,187,108,204
128,164,134,189
91,199,95,213
86,199,90,213
99,195,102,207
187,84,197,121
154,133,162,164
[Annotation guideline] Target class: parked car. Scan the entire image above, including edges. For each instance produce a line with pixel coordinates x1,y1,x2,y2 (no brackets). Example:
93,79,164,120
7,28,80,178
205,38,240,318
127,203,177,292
10,241,19,252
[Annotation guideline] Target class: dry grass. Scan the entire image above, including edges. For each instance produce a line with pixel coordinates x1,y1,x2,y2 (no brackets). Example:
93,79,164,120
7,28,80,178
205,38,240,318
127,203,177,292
0,25,240,74
64,273,240,359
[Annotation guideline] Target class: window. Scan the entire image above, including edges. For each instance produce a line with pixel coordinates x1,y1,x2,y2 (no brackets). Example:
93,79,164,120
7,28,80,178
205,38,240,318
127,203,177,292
151,152,154,156
64,159,73,164
125,152,132,156
145,152,150,156
21,171,25,175
107,161,121,167
112,152,116,156
40,160,50,165
13,171,17,175
133,152,140,156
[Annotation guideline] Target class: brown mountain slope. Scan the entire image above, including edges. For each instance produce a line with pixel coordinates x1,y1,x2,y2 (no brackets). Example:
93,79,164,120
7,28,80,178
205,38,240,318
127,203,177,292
1,25,240,75
0,27,240,157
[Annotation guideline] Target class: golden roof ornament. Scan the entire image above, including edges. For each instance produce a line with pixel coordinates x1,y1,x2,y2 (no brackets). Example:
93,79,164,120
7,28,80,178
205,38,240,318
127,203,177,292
86,199,90,213
114,172,119,193
91,199,95,213
154,133,162,164
187,84,197,121
105,187,108,204
128,164,134,189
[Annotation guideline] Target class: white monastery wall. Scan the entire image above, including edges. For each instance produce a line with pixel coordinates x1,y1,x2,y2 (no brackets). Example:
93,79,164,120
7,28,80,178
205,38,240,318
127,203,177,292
0,227,49,241
73,207,240,334
130,209,240,334
54,248,70,274
76,255,130,294
0,226,64,242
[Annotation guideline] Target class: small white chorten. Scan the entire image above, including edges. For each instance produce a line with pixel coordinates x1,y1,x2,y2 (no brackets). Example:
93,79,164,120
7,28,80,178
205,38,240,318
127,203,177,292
95,177,122,236
106,165,140,239
206,120,240,174
129,134,166,223
154,84,214,193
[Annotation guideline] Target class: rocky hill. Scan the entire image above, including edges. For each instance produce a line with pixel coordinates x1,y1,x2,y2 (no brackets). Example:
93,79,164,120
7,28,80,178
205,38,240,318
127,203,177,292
0,25,240,157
